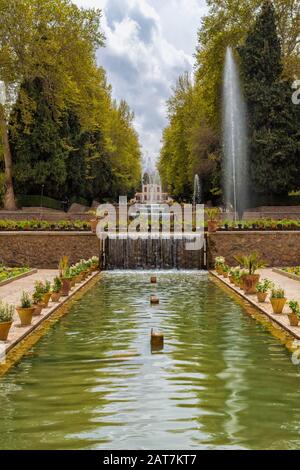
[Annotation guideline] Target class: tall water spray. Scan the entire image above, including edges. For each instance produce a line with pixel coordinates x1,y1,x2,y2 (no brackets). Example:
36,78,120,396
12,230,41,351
193,174,201,206
223,47,249,220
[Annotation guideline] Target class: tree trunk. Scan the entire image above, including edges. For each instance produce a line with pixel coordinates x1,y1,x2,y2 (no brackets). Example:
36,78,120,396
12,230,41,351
0,104,17,211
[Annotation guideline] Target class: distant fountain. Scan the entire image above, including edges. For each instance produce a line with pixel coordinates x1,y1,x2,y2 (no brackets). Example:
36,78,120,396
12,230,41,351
193,174,201,206
223,47,249,220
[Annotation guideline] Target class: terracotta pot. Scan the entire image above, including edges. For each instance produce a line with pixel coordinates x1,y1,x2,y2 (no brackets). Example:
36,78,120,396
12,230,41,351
288,313,299,327
270,298,286,314
0,321,13,341
17,307,35,326
70,278,76,288
74,274,82,284
42,292,51,308
243,274,260,295
257,292,268,303
151,276,157,284
33,303,43,316
216,266,223,275
208,221,219,233
223,272,229,278
61,279,71,297
229,275,235,284
51,292,61,303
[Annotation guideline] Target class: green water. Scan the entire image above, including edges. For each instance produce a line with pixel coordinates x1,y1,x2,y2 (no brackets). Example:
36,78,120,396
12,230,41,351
0,271,300,450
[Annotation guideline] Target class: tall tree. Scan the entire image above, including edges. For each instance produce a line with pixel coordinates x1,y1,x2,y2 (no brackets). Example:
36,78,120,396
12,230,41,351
196,0,300,127
239,0,300,197
0,0,104,209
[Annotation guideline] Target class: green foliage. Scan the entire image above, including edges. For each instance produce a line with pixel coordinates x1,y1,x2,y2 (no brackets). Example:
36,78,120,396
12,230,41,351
288,300,300,314
52,277,62,293
256,279,274,293
238,1,300,197
158,74,220,201
20,291,32,308
0,301,14,323
270,287,285,299
17,195,63,210
234,252,266,274
160,0,300,202
0,266,30,283
0,0,141,206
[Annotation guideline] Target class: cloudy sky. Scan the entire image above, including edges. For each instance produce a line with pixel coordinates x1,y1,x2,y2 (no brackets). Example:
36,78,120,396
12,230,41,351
75,0,208,169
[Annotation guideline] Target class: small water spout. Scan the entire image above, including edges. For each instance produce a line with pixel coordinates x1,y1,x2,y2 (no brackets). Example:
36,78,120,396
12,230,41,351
223,47,249,220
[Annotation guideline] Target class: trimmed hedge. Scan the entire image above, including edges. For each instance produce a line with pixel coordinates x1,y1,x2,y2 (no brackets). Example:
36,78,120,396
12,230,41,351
17,195,63,210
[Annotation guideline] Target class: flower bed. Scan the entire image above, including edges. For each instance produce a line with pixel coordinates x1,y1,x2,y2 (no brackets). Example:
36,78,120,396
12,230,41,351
272,267,300,283
0,266,32,284
220,219,300,231
282,267,300,277
0,219,91,231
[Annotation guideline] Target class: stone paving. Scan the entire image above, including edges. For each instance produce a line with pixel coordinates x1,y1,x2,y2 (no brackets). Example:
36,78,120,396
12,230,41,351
211,268,300,340
0,269,99,354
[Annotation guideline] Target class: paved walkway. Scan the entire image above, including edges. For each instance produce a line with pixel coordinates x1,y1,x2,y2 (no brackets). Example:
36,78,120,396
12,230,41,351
212,268,300,340
0,270,58,306
0,270,58,351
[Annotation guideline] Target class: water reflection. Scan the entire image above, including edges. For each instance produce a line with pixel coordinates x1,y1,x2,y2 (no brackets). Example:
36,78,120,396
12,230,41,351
0,272,300,449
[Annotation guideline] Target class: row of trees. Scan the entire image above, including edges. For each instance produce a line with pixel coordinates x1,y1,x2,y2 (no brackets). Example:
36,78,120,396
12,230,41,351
0,0,141,210
159,0,300,204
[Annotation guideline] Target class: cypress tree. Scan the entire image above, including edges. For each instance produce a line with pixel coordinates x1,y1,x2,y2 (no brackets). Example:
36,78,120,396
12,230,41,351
239,0,300,199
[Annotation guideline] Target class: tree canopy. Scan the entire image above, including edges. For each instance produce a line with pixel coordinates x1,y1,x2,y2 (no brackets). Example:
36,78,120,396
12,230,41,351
0,0,141,208
159,0,300,205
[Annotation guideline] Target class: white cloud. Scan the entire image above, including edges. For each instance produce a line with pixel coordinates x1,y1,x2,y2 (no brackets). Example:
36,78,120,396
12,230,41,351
74,0,208,169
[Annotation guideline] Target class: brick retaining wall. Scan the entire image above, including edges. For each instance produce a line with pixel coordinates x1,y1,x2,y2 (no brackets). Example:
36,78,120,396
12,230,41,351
207,231,300,268
0,232,100,268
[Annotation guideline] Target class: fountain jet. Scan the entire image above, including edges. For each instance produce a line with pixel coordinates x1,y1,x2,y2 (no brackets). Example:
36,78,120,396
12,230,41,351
223,47,249,220
193,174,202,206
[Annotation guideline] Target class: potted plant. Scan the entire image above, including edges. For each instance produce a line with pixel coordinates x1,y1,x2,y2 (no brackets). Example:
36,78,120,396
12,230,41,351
214,256,225,275
239,269,248,290
231,268,241,287
59,256,72,296
206,208,220,233
34,280,51,308
270,288,287,314
32,286,44,316
256,279,274,303
16,291,35,326
91,256,99,271
229,268,236,284
288,300,300,326
61,268,72,297
51,277,62,302
0,301,14,341
222,265,230,278
235,252,266,295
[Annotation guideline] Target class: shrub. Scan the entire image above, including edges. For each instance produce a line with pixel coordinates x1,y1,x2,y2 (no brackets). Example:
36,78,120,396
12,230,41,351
0,301,14,323
20,291,32,308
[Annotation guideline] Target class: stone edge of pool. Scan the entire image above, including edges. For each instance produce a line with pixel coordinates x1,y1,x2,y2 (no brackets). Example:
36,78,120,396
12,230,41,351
0,271,102,376
210,270,300,341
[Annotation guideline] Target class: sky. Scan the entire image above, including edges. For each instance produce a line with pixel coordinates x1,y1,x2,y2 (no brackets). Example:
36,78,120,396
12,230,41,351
74,0,208,170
